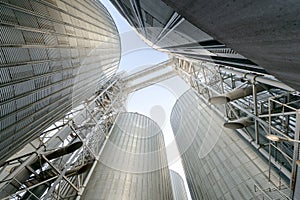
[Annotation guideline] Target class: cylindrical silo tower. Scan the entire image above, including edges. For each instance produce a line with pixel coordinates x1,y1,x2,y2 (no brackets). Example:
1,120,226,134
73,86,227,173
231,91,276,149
170,170,188,200
0,0,120,164
82,112,173,200
170,89,289,199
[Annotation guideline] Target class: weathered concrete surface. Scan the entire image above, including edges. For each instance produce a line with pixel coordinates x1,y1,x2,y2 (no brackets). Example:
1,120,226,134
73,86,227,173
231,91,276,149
162,0,300,90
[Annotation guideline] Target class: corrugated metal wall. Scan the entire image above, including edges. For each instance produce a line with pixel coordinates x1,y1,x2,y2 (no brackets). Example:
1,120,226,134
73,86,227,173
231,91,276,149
170,170,188,200
0,0,120,164
170,89,287,199
83,112,173,200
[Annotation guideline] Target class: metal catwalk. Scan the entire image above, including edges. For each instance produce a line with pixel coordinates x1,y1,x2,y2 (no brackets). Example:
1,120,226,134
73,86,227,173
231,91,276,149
0,57,299,199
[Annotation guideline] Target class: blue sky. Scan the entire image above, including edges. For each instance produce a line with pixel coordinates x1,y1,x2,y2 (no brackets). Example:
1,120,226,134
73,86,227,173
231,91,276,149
100,1,192,199
100,0,168,72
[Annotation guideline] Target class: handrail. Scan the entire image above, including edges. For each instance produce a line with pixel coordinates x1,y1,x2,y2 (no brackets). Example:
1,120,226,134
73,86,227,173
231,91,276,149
272,186,292,200
254,184,273,200
270,143,293,165
254,184,291,200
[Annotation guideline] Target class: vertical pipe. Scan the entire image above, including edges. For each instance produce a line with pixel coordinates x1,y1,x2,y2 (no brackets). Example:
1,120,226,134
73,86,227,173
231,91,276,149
269,143,271,182
218,67,227,118
268,98,272,136
290,110,300,196
253,82,259,144
285,94,291,134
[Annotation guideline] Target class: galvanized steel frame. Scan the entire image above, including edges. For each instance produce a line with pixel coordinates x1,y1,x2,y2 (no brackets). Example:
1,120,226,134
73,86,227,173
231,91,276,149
172,56,300,198
0,75,126,199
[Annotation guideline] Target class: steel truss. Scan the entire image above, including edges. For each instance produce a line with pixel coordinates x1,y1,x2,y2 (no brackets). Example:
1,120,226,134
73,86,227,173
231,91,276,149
1,57,300,199
123,59,177,93
173,56,300,198
0,59,178,199
0,74,126,200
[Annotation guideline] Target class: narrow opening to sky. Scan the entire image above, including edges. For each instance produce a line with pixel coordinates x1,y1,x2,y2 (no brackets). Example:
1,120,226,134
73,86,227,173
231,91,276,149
101,0,192,199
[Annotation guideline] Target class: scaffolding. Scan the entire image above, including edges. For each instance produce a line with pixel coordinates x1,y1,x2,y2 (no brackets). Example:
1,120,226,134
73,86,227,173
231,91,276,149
1,57,300,199
173,56,300,198
0,60,176,199
0,74,126,199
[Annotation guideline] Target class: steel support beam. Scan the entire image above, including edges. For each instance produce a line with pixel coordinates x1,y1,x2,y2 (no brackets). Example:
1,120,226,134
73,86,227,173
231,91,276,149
172,56,299,196
0,74,126,199
290,110,300,197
